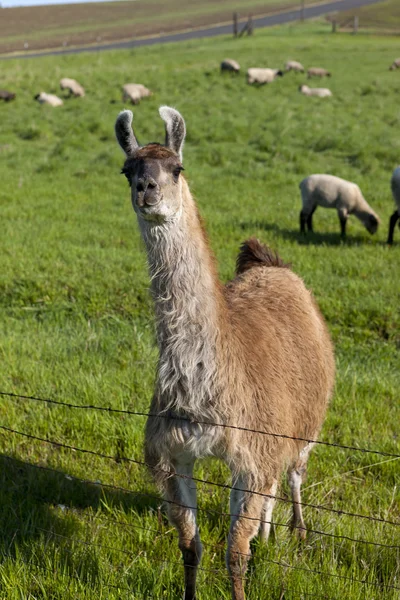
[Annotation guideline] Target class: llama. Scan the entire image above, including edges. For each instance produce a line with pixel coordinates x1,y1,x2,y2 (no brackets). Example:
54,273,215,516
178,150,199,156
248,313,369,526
115,106,335,600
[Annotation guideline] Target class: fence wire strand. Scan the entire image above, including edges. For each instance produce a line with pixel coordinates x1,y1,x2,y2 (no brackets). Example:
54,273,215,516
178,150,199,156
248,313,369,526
2,390,399,459
1,424,399,529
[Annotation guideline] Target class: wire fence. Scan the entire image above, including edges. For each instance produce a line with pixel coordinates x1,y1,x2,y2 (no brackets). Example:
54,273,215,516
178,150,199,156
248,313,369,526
2,390,399,459
0,388,399,596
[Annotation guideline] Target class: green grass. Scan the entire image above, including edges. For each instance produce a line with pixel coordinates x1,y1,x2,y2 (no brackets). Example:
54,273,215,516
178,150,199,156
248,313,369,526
338,0,400,32
0,21,399,599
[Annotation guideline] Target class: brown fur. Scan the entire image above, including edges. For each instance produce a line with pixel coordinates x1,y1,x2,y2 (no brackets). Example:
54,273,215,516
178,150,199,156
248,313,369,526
236,237,290,274
135,143,177,160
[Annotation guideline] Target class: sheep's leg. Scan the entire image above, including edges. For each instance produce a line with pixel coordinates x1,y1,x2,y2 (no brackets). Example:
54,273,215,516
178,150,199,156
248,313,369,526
387,210,399,244
288,443,314,540
300,210,308,234
259,479,277,543
227,476,266,600
164,458,202,600
306,207,316,232
338,209,348,239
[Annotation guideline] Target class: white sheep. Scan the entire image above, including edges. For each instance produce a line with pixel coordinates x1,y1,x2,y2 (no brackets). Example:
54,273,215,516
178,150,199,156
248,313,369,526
285,60,305,73
34,92,63,107
388,166,400,244
389,58,400,71
299,174,380,237
60,77,85,97
220,58,240,74
307,67,331,78
299,84,332,98
247,68,283,84
122,83,152,105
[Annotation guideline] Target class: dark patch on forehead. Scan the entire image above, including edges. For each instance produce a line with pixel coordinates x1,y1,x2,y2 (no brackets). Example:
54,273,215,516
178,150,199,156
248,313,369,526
135,143,178,160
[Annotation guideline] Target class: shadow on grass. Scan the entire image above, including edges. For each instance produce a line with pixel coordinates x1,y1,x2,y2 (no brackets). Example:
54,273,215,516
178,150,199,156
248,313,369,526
0,453,159,556
238,220,371,246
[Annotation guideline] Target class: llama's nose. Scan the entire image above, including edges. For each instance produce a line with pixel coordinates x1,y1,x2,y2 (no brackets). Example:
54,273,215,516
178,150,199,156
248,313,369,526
137,177,161,207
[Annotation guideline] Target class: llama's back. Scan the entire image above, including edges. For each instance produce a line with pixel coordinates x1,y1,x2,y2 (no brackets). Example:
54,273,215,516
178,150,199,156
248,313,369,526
224,239,334,475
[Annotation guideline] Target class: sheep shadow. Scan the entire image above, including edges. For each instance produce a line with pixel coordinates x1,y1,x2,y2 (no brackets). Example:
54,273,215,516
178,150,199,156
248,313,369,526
0,453,159,560
238,220,370,246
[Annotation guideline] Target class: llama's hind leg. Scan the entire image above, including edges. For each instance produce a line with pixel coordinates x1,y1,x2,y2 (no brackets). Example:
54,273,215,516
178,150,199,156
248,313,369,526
287,443,314,540
164,458,202,600
226,476,267,600
259,479,277,543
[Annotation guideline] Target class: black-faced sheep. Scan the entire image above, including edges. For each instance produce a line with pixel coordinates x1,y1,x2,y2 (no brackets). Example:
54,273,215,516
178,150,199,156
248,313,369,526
299,84,332,98
60,78,85,97
247,68,283,84
34,92,63,107
389,58,400,71
0,89,16,101
299,174,380,238
307,67,331,78
285,60,305,73
388,166,400,244
220,59,240,74
122,83,152,105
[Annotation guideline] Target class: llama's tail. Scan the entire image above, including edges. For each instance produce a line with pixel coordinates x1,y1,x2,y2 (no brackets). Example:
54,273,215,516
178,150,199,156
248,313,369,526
236,238,290,275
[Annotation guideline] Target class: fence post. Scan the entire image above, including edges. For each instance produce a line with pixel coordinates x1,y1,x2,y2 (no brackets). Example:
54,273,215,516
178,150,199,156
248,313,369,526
300,0,305,22
353,15,358,34
248,14,254,36
233,12,238,37
332,19,336,33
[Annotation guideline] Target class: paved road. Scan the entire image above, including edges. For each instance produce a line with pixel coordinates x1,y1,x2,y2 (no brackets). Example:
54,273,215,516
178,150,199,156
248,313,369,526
1,0,385,60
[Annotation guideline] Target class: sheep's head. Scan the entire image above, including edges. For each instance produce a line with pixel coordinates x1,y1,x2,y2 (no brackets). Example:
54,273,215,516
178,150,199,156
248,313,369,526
364,213,380,235
115,106,186,224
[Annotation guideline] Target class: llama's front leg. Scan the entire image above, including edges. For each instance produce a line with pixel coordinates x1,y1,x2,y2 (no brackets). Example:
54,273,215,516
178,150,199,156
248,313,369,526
259,479,277,543
227,477,265,600
165,459,202,600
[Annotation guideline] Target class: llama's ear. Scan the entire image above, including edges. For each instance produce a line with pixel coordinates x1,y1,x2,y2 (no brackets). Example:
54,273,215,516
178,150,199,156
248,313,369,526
159,106,186,161
115,110,139,156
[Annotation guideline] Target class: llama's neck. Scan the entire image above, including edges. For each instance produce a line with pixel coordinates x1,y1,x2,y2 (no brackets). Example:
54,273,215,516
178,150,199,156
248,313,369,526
140,180,224,417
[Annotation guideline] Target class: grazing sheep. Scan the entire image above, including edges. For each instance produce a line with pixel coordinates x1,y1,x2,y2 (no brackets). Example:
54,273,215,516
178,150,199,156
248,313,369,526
0,89,16,101
299,174,380,238
285,60,305,73
34,92,63,107
307,67,331,78
122,83,152,105
247,68,283,84
60,77,85,97
221,58,240,74
388,166,400,244
299,84,332,98
389,58,400,71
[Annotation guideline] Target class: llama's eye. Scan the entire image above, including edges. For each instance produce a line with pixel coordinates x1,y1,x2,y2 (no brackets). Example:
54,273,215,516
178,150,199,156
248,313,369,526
121,168,132,187
173,166,184,180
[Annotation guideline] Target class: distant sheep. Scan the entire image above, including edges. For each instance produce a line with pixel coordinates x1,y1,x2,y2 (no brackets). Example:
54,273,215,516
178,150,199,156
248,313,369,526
307,67,331,78
0,89,16,101
60,77,85,97
389,58,400,71
122,83,152,105
34,92,63,107
220,58,240,74
299,84,332,98
299,174,380,238
285,60,304,73
247,68,283,85
388,166,400,244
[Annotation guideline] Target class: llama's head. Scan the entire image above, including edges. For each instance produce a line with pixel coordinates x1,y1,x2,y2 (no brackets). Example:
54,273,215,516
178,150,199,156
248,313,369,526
115,106,186,224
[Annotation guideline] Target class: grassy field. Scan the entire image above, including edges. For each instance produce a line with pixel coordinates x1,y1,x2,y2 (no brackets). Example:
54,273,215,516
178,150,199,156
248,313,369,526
337,0,400,33
0,20,399,599
0,0,313,55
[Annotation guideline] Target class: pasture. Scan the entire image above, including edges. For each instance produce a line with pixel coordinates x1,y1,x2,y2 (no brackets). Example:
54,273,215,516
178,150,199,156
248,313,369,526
0,20,399,599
